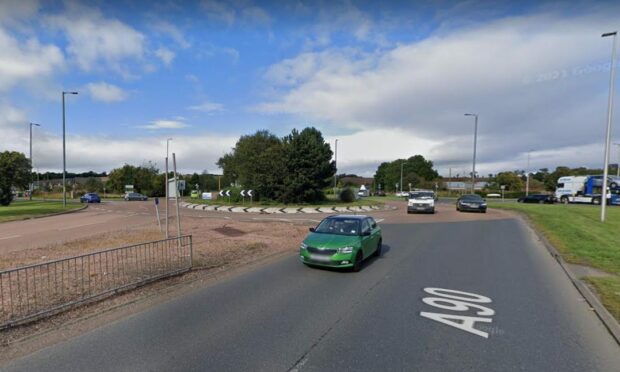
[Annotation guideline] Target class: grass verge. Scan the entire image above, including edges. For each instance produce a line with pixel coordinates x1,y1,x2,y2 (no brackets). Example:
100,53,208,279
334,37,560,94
490,202,620,321
0,201,83,223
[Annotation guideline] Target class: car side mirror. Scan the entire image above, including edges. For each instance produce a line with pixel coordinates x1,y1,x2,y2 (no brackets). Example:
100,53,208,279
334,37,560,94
362,230,371,236
309,227,315,232
371,223,377,228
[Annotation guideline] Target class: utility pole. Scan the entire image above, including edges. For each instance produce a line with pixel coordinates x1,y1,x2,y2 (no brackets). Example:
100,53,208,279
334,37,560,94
165,138,172,238
173,153,182,238
614,143,620,177
601,31,617,223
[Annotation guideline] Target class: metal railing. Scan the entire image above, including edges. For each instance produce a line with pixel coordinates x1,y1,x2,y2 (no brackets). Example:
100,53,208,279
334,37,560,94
0,235,192,329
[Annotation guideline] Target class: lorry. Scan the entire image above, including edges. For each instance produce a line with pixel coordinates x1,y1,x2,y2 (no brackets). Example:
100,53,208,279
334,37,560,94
554,175,620,205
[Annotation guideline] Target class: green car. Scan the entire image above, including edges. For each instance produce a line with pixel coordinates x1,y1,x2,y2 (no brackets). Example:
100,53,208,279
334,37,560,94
300,215,382,272
190,190,200,198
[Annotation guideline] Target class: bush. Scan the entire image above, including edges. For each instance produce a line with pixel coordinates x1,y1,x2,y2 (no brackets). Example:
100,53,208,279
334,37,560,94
338,188,355,203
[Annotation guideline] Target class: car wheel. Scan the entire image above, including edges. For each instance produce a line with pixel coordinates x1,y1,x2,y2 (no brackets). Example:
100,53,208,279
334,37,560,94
561,196,569,205
352,251,363,272
592,197,601,205
610,182,618,188
375,239,383,257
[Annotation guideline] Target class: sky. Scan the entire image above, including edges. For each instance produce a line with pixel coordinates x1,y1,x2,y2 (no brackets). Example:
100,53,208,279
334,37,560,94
1,0,619,177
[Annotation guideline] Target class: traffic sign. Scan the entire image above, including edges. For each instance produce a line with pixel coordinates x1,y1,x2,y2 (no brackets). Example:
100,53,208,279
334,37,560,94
225,190,231,197
247,190,253,197
240,190,246,197
219,190,224,197
155,197,159,205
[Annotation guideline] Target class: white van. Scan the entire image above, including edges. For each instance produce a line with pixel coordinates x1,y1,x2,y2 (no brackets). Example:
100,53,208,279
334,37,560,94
554,176,587,200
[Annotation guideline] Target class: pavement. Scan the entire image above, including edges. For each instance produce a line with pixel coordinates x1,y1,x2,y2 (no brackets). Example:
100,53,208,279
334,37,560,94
1,201,619,371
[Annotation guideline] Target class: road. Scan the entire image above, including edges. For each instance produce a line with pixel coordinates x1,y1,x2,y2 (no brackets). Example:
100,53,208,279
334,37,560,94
3,214,619,371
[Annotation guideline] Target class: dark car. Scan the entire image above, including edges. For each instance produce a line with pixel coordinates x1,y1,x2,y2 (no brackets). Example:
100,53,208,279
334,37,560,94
517,194,554,204
374,190,386,197
456,194,487,213
124,192,148,201
80,193,101,203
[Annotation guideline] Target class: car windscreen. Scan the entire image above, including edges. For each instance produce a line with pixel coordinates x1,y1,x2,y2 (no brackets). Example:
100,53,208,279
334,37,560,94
409,192,434,199
314,218,360,236
461,195,483,201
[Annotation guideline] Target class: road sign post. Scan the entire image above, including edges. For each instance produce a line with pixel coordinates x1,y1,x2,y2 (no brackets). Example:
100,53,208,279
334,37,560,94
248,190,253,204
241,190,246,204
500,185,506,202
154,198,162,233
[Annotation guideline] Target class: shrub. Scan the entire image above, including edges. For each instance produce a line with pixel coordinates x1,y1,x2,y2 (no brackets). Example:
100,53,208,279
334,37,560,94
338,188,355,203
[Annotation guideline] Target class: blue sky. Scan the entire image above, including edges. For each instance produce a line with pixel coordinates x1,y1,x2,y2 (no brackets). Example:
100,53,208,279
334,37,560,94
1,0,619,176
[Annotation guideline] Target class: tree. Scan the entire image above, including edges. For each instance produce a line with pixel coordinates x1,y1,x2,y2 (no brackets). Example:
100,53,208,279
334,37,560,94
106,162,160,196
494,172,523,191
280,127,336,203
0,151,32,206
217,130,286,200
83,177,104,193
373,155,439,192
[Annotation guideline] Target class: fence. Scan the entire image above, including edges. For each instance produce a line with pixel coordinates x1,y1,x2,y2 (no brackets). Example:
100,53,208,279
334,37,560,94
0,235,192,330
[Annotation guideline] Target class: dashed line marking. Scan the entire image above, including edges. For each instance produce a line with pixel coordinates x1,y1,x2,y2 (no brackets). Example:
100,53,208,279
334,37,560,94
0,235,21,240
58,222,101,231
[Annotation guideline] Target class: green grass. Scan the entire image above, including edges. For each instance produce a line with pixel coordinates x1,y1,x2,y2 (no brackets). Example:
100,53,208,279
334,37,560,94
491,202,620,321
0,201,83,222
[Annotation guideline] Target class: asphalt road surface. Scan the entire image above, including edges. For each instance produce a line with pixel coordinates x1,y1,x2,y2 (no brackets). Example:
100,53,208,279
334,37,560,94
3,213,619,371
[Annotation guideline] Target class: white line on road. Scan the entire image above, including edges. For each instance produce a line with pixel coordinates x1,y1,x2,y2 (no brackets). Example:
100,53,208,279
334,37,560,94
58,222,101,231
0,235,21,240
375,218,385,223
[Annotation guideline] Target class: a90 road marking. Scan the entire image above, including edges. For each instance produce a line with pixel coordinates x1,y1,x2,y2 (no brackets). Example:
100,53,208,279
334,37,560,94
420,287,495,338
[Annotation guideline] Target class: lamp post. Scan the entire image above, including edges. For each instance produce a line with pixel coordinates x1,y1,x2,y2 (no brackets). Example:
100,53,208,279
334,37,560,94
614,143,620,177
334,139,338,196
400,160,404,194
464,113,479,193
62,91,78,208
601,31,617,223
29,122,41,201
165,138,173,238
525,150,532,196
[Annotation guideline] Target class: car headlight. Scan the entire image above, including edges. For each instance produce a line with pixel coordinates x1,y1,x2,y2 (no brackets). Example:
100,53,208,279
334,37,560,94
338,246,354,254
300,243,308,250
481,203,487,206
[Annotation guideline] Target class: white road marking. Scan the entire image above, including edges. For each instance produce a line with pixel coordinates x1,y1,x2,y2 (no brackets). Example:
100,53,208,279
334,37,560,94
58,222,101,231
0,235,21,240
420,287,495,339
375,218,385,223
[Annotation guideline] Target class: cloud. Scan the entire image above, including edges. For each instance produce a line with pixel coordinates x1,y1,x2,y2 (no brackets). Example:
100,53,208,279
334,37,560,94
200,0,270,27
256,9,620,175
139,119,189,130
0,27,64,92
86,82,127,102
47,2,145,75
155,47,175,66
187,100,224,112
151,20,190,49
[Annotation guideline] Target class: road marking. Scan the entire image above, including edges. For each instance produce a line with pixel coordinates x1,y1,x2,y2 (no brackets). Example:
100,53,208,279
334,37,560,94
58,222,101,231
375,218,385,223
420,287,495,338
0,235,21,240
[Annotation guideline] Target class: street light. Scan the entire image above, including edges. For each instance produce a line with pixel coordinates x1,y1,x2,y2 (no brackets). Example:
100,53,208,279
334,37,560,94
400,160,404,194
62,91,78,208
601,31,617,223
464,113,479,193
165,138,173,239
29,122,41,201
614,142,620,177
525,150,532,196
334,139,338,196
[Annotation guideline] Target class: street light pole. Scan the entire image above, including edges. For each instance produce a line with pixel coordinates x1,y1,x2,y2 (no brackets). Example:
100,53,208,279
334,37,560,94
465,113,479,193
29,122,41,201
614,143,620,177
165,138,173,238
62,91,78,208
400,160,404,194
526,150,532,196
601,31,617,223
334,139,338,196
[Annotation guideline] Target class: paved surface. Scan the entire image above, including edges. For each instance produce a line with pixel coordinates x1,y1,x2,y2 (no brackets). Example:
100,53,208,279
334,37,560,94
3,216,619,371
